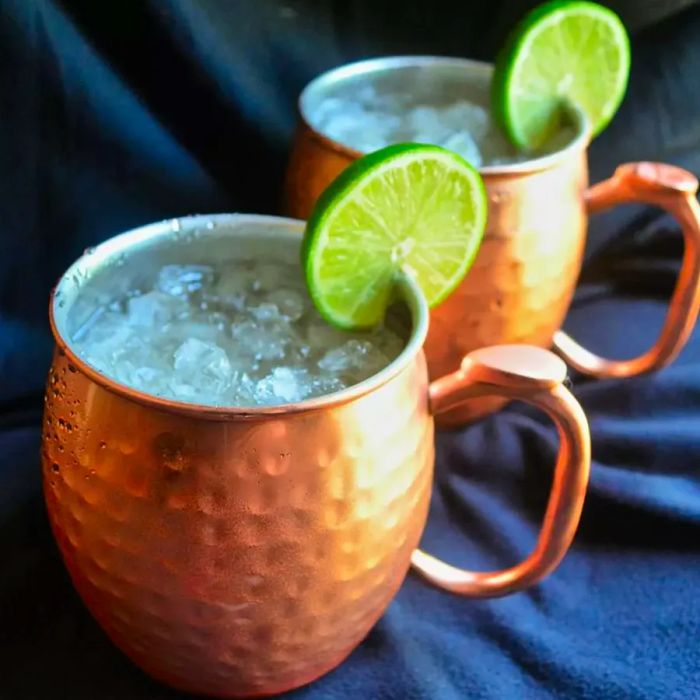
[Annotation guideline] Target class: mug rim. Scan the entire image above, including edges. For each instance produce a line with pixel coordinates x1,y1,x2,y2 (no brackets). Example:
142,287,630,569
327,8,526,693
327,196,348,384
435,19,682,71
49,213,430,419
298,55,591,176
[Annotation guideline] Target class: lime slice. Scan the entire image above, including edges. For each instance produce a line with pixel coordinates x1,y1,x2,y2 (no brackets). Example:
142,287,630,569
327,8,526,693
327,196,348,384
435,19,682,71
492,0,630,150
302,144,487,330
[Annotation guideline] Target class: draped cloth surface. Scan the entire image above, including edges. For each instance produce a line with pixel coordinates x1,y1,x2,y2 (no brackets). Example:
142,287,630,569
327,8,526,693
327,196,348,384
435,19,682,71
2,2,699,697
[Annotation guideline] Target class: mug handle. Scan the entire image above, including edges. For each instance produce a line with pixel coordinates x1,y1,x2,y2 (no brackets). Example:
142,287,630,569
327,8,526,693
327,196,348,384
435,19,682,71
412,345,590,597
553,162,700,377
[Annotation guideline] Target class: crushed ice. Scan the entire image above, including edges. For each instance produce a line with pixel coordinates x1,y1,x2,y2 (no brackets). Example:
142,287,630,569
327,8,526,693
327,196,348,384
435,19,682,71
71,261,405,406
314,86,575,166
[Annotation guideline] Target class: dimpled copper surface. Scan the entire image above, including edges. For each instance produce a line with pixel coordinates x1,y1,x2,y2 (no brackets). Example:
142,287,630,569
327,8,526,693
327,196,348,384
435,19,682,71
42,350,433,698
425,151,588,425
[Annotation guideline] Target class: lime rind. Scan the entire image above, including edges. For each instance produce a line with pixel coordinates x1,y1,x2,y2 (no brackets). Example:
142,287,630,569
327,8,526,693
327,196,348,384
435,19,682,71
302,144,488,330
493,0,631,150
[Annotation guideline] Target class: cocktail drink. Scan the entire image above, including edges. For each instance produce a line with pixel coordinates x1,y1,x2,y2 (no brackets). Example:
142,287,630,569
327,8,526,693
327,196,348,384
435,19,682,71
44,214,591,698
309,80,575,169
71,256,404,407
298,1,632,171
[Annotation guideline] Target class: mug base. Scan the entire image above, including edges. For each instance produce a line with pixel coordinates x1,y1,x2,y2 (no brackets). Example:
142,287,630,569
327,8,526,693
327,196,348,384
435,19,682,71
140,645,356,699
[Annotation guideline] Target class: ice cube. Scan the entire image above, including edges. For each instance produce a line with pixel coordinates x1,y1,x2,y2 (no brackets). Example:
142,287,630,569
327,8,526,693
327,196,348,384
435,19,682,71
408,106,450,142
317,99,365,132
227,370,254,402
231,319,288,361
319,100,398,153
321,112,356,141
127,291,182,327
132,365,167,387
81,321,152,378
310,374,344,397
255,367,307,404
266,289,306,321
173,338,232,384
111,361,168,394
356,84,379,105
250,303,282,322
157,265,215,298
78,313,132,347
167,379,201,402
254,263,291,292
206,311,230,332
318,339,387,373
175,320,225,342
441,131,482,167
314,97,350,126
216,264,257,305
440,101,490,140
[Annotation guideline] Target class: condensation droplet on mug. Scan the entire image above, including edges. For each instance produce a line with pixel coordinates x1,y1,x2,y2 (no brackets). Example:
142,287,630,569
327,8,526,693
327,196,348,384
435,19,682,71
264,452,289,476
153,432,188,473
325,499,351,530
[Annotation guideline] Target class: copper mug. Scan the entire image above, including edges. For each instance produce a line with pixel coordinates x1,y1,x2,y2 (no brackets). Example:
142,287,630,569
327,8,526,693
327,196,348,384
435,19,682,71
43,214,590,698
284,56,700,426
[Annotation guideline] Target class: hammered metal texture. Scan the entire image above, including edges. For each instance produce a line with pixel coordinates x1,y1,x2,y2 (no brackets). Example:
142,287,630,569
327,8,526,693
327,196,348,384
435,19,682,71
284,123,589,427
426,151,588,425
42,350,434,698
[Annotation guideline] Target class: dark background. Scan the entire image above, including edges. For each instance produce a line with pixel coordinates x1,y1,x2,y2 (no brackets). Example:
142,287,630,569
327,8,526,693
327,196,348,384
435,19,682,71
2,1,700,698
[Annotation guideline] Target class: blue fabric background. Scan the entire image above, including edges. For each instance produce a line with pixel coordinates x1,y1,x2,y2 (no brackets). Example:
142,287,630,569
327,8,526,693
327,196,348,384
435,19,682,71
2,1,700,698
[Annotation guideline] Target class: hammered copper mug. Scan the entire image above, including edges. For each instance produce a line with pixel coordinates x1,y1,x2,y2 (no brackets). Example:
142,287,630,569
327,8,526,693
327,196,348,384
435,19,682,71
284,56,700,426
43,214,590,698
